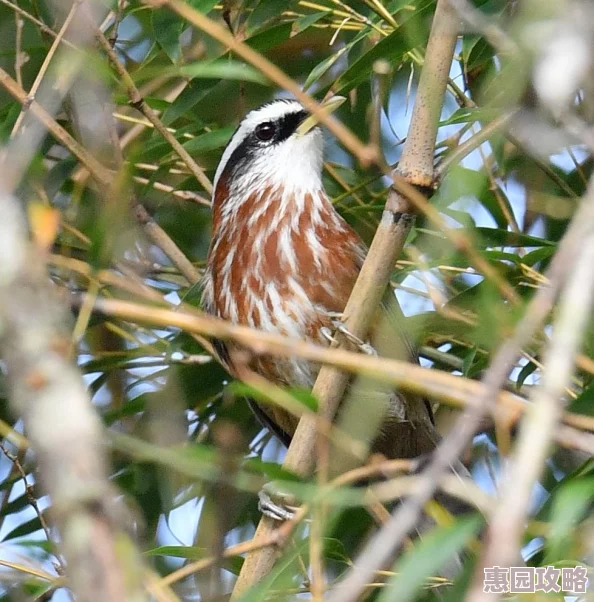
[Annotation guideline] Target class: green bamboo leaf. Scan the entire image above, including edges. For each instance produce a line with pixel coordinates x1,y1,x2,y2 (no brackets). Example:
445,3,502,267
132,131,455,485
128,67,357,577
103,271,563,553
462,36,495,72
516,359,537,390
304,44,352,92
144,545,243,574
161,81,219,126
145,60,270,85
569,384,594,416
474,227,555,248
377,517,482,602
228,381,318,412
291,11,329,36
145,545,207,559
176,61,270,84
188,0,218,12
2,492,32,516
245,22,293,53
151,11,184,64
331,0,433,95
137,60,270,85
439,107,502,126
182,128,235,154
545,479,594,563
4,516,46,540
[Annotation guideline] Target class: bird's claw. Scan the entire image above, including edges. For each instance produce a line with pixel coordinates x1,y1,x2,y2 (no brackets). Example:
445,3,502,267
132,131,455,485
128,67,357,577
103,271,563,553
258,486,297,522
328,319,378,356
358,342,378,357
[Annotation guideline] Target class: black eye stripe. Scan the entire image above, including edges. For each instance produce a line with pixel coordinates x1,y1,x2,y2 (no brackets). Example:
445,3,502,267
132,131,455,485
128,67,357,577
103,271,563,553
276,110,308,142
218,109,310,183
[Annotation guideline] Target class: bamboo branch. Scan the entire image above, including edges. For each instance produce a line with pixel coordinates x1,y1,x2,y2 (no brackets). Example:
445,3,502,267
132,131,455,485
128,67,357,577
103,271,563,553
95,28,213,195
325,152,594,602
467,187,594,602
68,293,594,450
0,192,148,602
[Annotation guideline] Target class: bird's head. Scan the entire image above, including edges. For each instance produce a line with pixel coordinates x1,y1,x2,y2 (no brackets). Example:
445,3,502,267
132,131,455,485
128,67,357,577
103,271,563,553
213,97,345,202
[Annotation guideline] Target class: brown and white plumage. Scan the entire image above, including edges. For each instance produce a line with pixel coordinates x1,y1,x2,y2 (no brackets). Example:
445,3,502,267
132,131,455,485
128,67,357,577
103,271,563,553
203,100,364,384
202,99,437,458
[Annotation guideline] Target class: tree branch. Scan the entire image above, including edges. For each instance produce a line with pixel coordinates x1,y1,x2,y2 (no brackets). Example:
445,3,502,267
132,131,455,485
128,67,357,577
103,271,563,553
230,0,461,596
0,192,148,602
66,292,594,452
467,182,594,602
325,149,594,602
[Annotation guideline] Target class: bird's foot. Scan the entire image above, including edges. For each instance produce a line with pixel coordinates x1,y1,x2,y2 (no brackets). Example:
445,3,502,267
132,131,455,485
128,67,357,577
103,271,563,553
258,484,298,522
321,318,378,356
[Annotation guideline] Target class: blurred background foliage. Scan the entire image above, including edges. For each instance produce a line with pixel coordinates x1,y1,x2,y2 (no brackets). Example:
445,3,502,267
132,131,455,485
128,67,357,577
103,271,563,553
0,0,594,600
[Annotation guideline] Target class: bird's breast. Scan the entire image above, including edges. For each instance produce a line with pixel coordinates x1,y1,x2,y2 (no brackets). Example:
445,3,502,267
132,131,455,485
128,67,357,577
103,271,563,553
204,184,365,387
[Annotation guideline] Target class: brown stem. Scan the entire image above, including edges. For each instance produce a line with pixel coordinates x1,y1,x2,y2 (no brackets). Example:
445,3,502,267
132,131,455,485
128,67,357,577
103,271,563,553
325,159,594,602
95,27,213,195
0,192,148,602
467,184,594,602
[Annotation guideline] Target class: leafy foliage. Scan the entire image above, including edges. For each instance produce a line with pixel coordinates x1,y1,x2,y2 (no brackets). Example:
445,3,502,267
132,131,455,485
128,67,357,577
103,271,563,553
0,0,593,600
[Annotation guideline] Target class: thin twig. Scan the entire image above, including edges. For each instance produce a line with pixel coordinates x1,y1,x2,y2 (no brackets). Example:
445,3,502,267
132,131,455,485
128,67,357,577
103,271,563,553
11,1,80,136
50,254,164,302
95,27,213,195
325,168,594,602
14,7,24,87
132,175,211,207
0,443,56,559
73,294,594,452
0,558,61,584
0,0,77,49
134,204,201,284
467,192,594,602
435,111,515,179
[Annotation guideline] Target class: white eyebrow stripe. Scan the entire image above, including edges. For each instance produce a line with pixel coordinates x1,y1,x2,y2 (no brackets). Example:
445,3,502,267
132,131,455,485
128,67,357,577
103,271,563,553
213,100,305,191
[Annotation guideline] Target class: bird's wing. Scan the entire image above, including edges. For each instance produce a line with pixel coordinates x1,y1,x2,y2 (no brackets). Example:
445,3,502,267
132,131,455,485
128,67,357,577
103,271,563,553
330,289,438,475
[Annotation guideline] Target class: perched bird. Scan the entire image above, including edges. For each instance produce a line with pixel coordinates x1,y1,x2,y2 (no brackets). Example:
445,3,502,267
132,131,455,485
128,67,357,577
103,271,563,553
202,98,439,473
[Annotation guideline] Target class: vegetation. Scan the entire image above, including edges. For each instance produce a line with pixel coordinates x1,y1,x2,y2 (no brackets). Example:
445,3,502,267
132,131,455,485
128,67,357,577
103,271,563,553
0,0,593,600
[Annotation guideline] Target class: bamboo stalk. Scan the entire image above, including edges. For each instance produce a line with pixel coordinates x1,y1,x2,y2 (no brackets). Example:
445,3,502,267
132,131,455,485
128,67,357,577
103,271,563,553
70,294,594,448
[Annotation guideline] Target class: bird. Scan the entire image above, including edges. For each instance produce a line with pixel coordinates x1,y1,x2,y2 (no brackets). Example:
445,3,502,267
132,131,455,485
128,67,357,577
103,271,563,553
202,97,443,483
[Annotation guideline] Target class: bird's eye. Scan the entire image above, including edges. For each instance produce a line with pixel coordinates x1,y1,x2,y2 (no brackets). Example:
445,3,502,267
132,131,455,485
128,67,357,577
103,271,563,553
255,122,276,141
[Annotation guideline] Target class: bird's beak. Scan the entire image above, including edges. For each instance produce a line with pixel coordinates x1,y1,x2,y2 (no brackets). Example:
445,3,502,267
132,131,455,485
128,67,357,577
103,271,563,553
296,96,346,137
